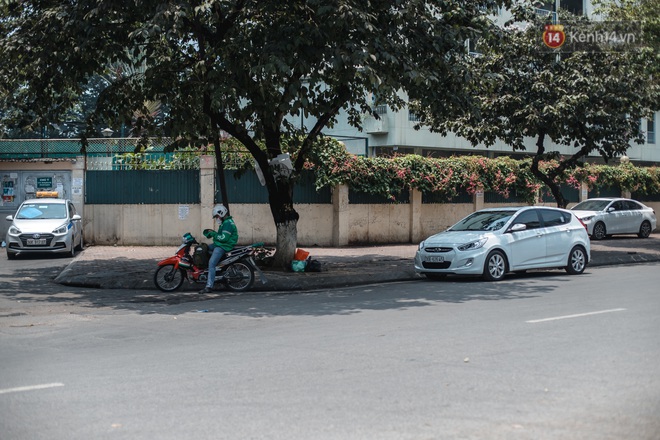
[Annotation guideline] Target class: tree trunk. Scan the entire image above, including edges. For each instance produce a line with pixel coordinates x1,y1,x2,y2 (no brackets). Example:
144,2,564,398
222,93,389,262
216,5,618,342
266,176,300,269
213,135,230,210
275,219,298,270
530,132,568,209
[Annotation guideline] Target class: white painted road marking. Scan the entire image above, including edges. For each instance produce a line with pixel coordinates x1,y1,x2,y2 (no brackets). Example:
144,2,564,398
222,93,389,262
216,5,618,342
526,308,627,324
0,383,64,395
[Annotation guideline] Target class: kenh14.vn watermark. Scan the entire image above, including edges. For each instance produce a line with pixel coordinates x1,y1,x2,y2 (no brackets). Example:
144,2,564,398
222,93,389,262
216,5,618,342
541,21,643,52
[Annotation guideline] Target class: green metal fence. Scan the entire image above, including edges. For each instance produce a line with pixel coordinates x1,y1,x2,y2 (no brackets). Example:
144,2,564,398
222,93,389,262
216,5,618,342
86,170,200,204
218,170,332,204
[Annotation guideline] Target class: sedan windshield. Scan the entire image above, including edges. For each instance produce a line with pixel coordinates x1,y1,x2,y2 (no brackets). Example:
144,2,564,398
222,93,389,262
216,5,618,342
16,203,67,219
450,211,514,231
572,200,610,211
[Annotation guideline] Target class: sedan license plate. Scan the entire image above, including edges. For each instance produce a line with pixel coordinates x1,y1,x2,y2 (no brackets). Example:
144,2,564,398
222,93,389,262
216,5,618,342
425,256,444,263
27,238,47,246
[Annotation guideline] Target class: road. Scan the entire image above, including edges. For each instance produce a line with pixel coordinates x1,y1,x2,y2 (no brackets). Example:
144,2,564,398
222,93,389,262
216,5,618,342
1,254,659,439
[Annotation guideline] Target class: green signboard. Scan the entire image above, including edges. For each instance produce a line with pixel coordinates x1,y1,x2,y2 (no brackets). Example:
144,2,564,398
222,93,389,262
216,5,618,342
37,177,52,188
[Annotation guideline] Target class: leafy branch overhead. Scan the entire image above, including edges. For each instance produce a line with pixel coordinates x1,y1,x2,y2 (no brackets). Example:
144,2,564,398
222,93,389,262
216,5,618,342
416,7,659,208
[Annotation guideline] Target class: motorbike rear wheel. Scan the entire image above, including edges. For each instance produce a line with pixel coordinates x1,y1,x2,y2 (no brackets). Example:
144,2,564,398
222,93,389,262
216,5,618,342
223,261,255,292
154,264,185,292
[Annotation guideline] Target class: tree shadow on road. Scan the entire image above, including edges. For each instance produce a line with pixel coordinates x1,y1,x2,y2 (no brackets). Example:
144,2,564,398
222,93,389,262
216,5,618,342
0,253,587,319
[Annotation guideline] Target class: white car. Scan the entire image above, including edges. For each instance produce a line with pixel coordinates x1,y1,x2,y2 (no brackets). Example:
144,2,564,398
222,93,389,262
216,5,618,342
570,198,657,240
415,206,590,281
5,198,84,259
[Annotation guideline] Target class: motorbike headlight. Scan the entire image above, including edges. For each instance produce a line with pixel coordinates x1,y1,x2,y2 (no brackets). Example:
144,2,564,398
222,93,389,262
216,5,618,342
8,226,21,235
457,238,487,251
53,223,69,234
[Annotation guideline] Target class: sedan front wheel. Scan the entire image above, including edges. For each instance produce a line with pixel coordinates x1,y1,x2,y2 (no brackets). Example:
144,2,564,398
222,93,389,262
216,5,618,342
592,222,607,240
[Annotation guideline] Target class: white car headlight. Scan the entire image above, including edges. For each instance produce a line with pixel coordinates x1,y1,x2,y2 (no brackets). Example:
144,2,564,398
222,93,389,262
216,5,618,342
581,216,594,221
53,224,69,234
457,238,487,251
418,241,425,250
8,226,21,235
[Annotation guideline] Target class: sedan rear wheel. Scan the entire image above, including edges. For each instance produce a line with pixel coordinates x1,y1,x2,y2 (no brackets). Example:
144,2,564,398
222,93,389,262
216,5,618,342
483,250,507,281
565,245,587,275
638,221,652,238
592,222,607,240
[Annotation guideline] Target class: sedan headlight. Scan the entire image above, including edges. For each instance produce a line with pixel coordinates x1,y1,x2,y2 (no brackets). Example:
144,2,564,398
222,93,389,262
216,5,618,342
8,226,21,235
418,241,425,250
53,223,69,234
457,238,487,251
581,216,594,222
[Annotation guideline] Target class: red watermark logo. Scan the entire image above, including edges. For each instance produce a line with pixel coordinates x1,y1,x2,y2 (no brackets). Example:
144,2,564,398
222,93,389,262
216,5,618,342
543,24,565,49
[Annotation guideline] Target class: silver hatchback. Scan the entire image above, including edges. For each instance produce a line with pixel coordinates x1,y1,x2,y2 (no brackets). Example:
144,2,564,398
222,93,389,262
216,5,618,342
5,198,84,259
415,206,591,281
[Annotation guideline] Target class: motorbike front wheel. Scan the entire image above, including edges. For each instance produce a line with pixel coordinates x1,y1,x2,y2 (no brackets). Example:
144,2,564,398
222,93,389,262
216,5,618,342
223,261,255,292
154,264,185,292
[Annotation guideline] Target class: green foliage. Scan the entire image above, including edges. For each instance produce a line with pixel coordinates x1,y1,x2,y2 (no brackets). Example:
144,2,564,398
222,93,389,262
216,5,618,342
113,135,660,202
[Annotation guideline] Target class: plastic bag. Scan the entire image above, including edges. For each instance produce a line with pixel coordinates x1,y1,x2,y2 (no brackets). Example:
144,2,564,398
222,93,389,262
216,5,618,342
305,258,322,272
291,260,307,272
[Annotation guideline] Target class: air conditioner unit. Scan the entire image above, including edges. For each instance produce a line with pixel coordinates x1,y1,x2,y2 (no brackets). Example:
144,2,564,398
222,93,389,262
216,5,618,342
364,116,389,134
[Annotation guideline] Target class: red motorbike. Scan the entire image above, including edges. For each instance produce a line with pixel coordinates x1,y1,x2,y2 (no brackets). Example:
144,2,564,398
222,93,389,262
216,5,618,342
154,233,266,293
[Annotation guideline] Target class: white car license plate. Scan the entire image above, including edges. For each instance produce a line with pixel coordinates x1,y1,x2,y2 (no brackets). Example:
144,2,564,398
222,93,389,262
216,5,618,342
425,256,444,263
27,239,47,245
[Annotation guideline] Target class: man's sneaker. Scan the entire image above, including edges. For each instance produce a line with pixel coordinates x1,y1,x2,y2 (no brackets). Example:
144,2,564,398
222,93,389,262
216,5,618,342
199,286,213,294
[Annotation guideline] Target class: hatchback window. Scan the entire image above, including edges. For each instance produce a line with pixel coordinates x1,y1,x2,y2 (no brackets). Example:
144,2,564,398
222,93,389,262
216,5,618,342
450,211,515,231
539,209,569,227
16,203,67,219
511,210,541,229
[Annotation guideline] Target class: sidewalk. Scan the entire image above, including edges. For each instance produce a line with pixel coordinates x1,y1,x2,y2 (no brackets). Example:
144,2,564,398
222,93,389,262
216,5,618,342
54,236,660,295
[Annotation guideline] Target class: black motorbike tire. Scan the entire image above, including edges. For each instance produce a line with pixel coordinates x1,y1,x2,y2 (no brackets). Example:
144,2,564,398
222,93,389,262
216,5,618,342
223,261,255,292
154,264,185,292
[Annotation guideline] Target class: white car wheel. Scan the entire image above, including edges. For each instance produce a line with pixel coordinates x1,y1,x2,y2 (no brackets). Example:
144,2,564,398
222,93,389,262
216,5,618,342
483,250,507,281
565,246,587,275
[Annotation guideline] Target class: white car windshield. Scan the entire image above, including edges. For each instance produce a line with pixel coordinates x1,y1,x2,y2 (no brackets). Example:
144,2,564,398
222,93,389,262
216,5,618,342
450,211,514,231
16,203,67,220
572,200,610,211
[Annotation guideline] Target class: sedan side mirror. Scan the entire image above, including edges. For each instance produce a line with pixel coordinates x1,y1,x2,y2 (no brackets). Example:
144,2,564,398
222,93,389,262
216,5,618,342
72,214,81,221
607,207,615,213
5,215,13,221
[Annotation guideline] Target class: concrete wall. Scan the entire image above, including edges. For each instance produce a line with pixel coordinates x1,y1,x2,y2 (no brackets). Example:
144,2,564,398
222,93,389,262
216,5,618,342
3,156,659,247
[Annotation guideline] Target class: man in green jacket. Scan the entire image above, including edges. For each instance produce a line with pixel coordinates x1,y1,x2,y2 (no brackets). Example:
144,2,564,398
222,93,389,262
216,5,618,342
199,204,238,293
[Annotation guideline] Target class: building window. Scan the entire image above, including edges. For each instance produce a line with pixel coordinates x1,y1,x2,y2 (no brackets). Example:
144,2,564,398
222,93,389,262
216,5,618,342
561,0,584,15
648,113,656,144
373,104,387,115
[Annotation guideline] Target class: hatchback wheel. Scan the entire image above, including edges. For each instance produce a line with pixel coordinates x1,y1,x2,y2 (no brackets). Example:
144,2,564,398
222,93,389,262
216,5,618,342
638,221,652,238
565,246,587,275
592,222,607,240
483,250,507,281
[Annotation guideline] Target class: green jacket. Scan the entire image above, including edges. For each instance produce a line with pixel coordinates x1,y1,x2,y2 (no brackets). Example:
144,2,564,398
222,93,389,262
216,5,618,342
204,216,238,251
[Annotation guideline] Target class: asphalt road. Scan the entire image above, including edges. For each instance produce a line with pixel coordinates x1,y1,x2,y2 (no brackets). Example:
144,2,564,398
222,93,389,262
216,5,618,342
1,258,659,440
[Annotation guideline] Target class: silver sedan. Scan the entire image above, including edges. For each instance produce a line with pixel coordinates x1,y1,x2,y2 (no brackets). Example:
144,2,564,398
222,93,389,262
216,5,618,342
5,197,84,259
570,198,657,240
